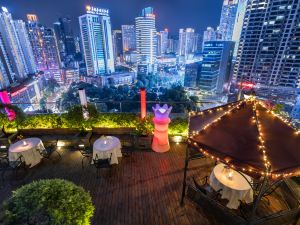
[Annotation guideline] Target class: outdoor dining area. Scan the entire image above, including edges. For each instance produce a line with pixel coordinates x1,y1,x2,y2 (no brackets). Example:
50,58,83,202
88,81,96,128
181,97,300,225
0,132,123,181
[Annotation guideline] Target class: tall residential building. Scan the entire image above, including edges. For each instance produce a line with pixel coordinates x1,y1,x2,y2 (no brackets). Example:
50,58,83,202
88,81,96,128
0,7,28,81
135,7,157,66
202,27,216,50
14,20,37,74
121,25,136,53
79,6,115,75
178,28,197,58
157,29,169,56
234,0,300,89
26,14,47,71
199,41,234,93
218,0,239,41
0,37,11,89
112,30,123,62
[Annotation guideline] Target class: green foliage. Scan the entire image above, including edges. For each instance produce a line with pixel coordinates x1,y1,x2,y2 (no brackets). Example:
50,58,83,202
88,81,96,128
169,118,188,136
0,107,188,136
3,179,94,225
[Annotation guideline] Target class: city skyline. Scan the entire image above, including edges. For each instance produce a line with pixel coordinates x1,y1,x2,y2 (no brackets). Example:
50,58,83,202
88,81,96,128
0,0,223,35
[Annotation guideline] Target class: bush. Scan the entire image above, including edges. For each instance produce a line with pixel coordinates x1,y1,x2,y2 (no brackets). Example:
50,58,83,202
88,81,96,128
3,179,95,225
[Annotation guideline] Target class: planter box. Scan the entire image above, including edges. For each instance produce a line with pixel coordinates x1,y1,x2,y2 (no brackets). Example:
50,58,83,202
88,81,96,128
92,127,136,135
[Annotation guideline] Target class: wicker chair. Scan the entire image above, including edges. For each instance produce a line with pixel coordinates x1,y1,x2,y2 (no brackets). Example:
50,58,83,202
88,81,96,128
0,155,28,183
192,176,222,200
79,147,92,169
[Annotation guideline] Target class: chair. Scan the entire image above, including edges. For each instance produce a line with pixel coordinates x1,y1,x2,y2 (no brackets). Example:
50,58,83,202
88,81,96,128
93,153,112,178
0,155,29,183
0,126,17,146
37,144,61,161
79,147,92,169
193,176,222,200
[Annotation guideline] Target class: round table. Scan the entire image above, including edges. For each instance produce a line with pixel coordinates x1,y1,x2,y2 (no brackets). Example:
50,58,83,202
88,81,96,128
209,163,253,209
92,136,122,165
9,138,44,168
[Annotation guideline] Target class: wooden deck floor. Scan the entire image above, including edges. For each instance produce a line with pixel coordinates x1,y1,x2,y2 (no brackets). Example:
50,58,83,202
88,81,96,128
0,143,217,225
0,142,295,225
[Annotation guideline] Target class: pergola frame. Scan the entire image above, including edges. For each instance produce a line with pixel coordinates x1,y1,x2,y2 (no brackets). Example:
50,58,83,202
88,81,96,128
180,99,300,225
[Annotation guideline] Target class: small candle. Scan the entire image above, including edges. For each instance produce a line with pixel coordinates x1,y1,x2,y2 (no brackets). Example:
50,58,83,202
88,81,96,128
22,140,27,146
104,140,107,145
227,171,233,180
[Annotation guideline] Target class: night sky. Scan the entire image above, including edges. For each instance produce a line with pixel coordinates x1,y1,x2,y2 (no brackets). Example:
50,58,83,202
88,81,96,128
1,0,223,36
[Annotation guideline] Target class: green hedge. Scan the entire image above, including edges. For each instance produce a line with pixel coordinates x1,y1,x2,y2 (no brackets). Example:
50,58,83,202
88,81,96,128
0,108,188,136
3,179,94,225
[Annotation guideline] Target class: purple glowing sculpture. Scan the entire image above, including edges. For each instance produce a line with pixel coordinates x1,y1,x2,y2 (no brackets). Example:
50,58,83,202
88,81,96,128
152,104,172,153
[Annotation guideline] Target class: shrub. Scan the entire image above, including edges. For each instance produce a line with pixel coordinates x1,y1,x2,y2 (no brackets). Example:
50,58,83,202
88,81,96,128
3,179,95,225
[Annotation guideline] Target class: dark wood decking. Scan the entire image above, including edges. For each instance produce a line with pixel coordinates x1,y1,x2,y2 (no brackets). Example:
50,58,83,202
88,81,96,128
0,143,215,225
0,142,295,225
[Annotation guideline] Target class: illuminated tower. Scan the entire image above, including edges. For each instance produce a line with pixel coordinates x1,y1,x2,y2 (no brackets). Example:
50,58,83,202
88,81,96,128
135,7,157,66
218,0,239,41
14,20,37,74
157,29,168,56
178,28,196,59
0,7,28,80
79,5,115,76
234,0,300,89
26,14,47,71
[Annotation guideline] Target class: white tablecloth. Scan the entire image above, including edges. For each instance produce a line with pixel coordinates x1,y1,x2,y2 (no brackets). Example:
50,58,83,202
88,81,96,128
92,136,122,165
209,163,253,209
9,138,44,168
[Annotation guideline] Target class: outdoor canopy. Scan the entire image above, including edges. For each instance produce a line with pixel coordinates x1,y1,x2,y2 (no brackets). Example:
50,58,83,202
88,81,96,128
188,99,300,179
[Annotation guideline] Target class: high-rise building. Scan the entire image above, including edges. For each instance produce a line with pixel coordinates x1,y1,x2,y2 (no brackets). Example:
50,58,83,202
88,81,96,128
231,0,247,56
43,28,63,83
157,29,169,56
178,28,197,58
0,7,28,81
79,6,115,75
14,20,37,74
112,30,123,62
202,27,216,50
184,62,202,88
135,7,157,67
0,37,11,89
26,14,47,72
234,0,300,89
53,21,66,64
58,17,76,57
199,41,234,93
218,0,239,41
121,25,136,53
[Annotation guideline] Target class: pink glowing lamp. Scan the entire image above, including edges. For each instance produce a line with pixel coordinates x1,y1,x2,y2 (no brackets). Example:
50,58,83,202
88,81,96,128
152,104,172,153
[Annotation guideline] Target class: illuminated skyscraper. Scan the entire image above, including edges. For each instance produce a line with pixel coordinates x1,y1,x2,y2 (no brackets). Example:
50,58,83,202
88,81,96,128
26,14,47,71
0,7,28,80
202,27,216,50
199,41,234,93
218,0,239,41
178,28,197,59
0,37,11,89
79,6,115,75
121,25,136,53
135,7,157,67
157,29,168,56
14,20,37,74
234,0,300,89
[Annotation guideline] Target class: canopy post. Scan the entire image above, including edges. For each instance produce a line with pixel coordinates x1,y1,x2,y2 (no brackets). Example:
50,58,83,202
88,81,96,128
180,145,190,206
249,167,270,224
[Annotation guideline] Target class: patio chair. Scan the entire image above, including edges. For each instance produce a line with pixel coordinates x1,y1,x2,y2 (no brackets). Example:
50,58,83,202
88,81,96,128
193,176,222,200
0,126,17,146
93,153,112,179
79,147,92,169
0,155,29,183
37,144,61,161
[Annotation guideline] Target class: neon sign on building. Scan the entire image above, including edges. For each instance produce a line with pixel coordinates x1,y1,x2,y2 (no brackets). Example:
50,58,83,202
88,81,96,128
86,5,109,16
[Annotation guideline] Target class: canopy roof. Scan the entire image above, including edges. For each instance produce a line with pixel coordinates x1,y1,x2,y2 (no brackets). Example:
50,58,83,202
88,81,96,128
189,99,300,178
